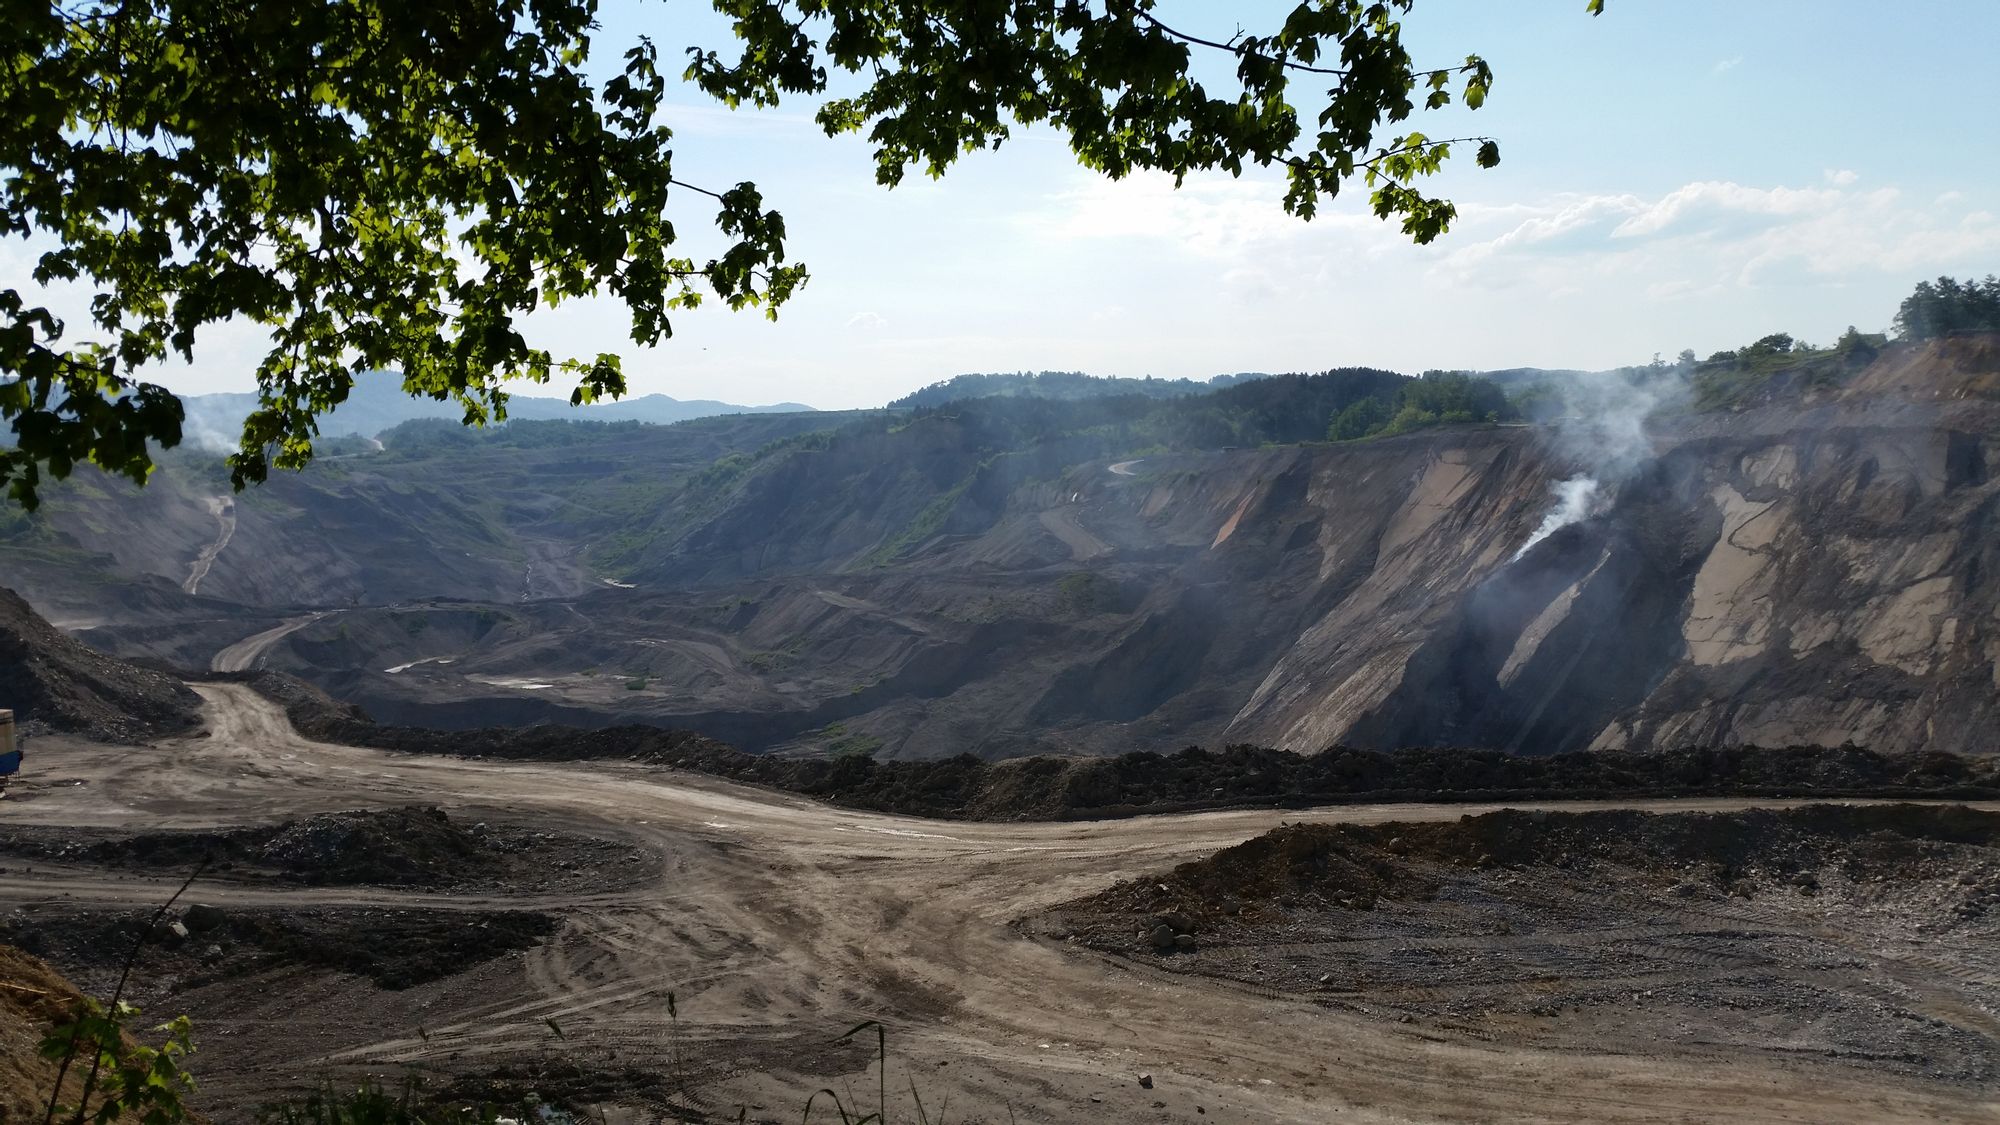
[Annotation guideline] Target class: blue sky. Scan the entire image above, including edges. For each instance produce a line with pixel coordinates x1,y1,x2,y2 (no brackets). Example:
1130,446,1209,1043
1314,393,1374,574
12,1,2000,409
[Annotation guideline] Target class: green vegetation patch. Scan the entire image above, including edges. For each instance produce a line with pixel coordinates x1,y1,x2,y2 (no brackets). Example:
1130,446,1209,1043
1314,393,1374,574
819,721,885,759
1692,328,1882,411
1327,370,1517,441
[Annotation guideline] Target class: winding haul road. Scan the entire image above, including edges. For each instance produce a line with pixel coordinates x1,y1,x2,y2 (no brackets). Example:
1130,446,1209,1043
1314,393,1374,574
182,496,238,596
209,613,328,673
4,685,1993,1123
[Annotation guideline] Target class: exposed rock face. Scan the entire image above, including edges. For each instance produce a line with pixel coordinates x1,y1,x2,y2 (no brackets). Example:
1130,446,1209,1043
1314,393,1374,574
0,585,202,742
6,338,2000,759
1233,339,2000,755
1578,422,2000,754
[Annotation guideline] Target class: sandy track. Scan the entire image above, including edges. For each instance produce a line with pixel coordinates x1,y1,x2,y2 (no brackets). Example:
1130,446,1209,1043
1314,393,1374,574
183,496,237,596
5,684,1997,1123
209,613,328,673
1038,508,1112,560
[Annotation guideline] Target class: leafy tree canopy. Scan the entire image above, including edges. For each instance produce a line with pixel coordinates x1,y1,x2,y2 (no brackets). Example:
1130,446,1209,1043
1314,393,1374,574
0,0,1603,508
1894,275,2000,341
1325,368,1515,440
888,369,1266,409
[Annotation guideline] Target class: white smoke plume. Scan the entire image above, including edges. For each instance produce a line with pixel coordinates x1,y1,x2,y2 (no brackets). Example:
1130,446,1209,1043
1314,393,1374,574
1514,360,1691,556
181,415,241,454
177,396,253,454
1514,475,1601,559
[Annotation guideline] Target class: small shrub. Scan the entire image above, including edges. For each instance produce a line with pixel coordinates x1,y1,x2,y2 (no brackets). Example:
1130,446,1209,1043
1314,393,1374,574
40,1001,198,1125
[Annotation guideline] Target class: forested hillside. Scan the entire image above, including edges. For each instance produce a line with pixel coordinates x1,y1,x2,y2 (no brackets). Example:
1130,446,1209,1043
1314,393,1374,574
888,370,1268,408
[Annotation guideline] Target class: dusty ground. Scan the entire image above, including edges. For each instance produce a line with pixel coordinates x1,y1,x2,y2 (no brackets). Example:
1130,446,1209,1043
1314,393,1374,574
0,804,656,893
1031,807,2000,1088
1,684,1996,1123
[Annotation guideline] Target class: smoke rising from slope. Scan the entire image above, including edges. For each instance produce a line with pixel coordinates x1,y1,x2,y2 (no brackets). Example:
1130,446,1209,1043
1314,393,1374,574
181,412,241,454
1516,363,1690,553
1515,475,1601,558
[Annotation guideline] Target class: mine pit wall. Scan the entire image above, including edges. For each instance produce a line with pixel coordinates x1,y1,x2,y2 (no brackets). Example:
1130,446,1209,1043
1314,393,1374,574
49,337,2000,763
194,410,2000,761
1223,430,1570,752
1235,406,2000,757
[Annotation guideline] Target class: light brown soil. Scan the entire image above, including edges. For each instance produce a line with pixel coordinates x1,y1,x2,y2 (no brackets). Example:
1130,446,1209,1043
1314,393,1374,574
1030,808,2000,1086
2,684,1996,1123
0,944,95,1125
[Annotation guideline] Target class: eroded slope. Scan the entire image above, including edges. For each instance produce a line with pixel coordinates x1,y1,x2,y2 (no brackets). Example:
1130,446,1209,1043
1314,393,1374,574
0,585,200,742
1031,803,2000,1085
10,339,2000,759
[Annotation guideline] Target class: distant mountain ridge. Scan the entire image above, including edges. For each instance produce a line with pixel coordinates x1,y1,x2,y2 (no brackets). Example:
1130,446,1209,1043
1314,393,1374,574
10,338,2000,762
179,372,815,445
888,370,1270,410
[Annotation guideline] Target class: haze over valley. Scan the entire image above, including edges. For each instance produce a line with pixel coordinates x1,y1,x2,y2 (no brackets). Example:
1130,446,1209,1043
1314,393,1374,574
7,3,2000,1122
10,327,2000,763
11,311,2000,1123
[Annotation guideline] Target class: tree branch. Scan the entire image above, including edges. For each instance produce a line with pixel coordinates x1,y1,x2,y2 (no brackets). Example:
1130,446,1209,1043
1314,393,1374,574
668,178,728,202
1128,8,1469,82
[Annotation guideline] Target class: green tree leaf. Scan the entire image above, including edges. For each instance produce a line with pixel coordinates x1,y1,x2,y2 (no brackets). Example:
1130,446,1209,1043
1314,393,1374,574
0,0,1605,507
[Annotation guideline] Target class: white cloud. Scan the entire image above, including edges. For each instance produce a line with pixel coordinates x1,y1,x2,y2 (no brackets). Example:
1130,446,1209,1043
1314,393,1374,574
1824,169,1859,186
1609,181,1843,240
1023,170,1383,262
1438,176,2000,296
845,311,887,331
1713,56,1743,73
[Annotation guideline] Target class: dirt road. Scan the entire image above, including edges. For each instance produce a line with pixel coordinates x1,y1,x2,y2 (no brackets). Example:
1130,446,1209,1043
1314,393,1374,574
1038,508,1112,561
5,685,1995,1123
183,496,238,596
209,613,327,673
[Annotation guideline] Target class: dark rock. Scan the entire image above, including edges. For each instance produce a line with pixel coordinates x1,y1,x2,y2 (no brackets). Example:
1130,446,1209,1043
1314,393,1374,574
0,586,202,743
184,903,227,932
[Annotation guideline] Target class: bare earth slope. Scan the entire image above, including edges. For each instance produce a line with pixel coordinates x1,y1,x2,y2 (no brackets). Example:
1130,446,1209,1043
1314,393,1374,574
0,585,200,742
1034,805,2000,1086
2,685,1995,1123
8,339,2000,760
270,337,2000,758
237,666,2000,820
0,944,99,1124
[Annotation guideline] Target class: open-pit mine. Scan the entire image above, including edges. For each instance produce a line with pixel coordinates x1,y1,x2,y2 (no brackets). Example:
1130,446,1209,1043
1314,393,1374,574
4,336,2000,1122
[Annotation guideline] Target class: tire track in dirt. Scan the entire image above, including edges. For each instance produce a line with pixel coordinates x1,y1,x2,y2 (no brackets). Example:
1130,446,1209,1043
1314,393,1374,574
210,612,330,673
5,683,1996,1124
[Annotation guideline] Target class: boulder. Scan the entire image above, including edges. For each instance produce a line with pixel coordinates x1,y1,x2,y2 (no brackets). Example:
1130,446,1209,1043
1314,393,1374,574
183,903,227,933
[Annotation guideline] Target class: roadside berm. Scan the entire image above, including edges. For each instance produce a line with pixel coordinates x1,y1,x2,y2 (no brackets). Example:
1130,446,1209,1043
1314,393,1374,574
1031,803,2000,1086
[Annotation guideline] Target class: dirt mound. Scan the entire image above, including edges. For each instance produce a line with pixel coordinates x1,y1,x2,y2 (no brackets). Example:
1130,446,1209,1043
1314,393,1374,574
1,905,557,993
259,807,503,886
0,806,652,892
231,671,2000,821
0,944,96,1125
1125,803,2000,914
0,585,200,743
238,669,735,763
1033,803,2000,1085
